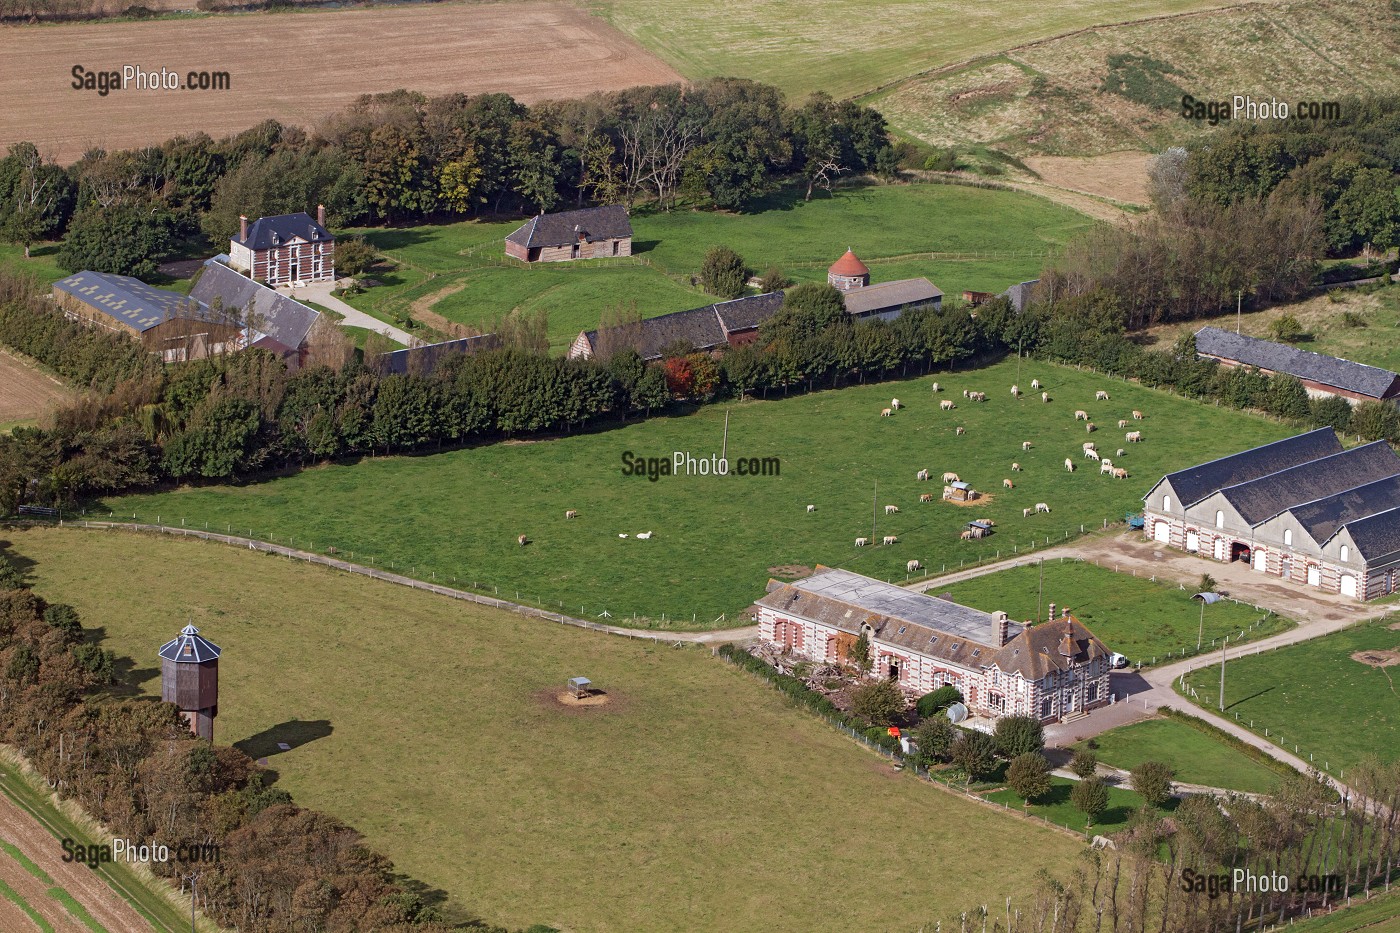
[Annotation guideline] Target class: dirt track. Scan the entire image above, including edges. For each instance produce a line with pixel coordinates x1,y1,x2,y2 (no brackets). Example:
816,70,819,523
0,348,71,426
0,2,683,163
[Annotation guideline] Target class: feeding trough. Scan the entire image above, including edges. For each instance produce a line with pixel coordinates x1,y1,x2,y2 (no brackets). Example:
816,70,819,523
567,676,592,699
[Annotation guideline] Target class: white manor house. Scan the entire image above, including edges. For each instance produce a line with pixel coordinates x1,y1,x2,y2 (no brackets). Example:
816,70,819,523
755,567,1112,724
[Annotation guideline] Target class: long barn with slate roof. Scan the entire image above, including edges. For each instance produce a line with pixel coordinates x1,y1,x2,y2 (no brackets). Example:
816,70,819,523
53,270,243,362
505,205,632,263
755,567,1111,723
1143,430,1400,599
568,292,784,361
1196,326,1400,403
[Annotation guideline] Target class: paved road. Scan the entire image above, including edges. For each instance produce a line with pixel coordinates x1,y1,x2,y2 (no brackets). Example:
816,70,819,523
280,281,416,346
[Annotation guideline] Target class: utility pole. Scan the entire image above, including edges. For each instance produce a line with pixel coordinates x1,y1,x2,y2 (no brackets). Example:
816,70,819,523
1197,597,1206,651
872,481,878,545
720,408,730,463
1219,634,1228,710
1236,290,1242,334
185,871,201,933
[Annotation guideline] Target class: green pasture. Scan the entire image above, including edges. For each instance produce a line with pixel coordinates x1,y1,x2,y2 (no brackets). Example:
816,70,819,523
1074,718,1286,794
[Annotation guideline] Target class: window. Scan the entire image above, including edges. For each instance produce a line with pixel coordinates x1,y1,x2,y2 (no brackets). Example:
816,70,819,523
1040,697,1052,717
1340,545,1350,562
928,635,938,645
949,642,961,652
1087,683,1098,702
1215,510,1225,529
896,626,907,635
971,648,981,657
1162,495,1171,512
1284,529,1293,547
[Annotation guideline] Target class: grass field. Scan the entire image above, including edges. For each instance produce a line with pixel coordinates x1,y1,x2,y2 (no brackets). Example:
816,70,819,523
1291,894,1400,933
1182,620,1400,771
1075,718,1286,794
349,183,1090,350
870,0,1399,156
941,559,1291,664
98,358,1295,627
592,0,1253,101
984,774,1171,831
4,526,1085,933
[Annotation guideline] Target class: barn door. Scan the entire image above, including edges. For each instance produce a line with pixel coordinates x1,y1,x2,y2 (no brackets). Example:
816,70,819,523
1213,538,1224,561
1307,565,1321,587
1253,549,1267,572
1185,531,1199,552
1153,521,1170,544
1340,574,1357,598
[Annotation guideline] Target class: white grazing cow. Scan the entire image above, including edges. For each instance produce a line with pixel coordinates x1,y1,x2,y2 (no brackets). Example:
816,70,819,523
1064,458,1075,472
1011,462,1022,471
891,398,902,411
963,389,971,398
855,537,869,547
636,531,653,539
806,504,816,512
518,534,528,546
920,493,934,503
565,509,578,519
943,472,960,483
1118,419,1128,429
931,382,941,393
1083,441,1097,452
917,469,929,481
1031,379,1041,389
960,529,975,540
1117,448,1125,457
1042,392,1050,403
1113,467,1129,479
1127,431,1143,443
881,407,893,417
1132,410,1144,420
882,535,898,545
1022,441,1032,451
1096,390,1110,401
956,426,965,436
1086,422,1096,433
1010,384,1019,398
1100,461,1114,475
1023,507,1033,518
941,400,956,411
907,560,921,572
1074,409,1088,421
1086,449,1101,461
1036,502,1051,513
885,505,900,515
619,533,629,538
1003,478,1014,489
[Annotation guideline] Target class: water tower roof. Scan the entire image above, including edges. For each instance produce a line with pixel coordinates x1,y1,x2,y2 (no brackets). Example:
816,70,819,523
159,624,222,663
828,249,870,277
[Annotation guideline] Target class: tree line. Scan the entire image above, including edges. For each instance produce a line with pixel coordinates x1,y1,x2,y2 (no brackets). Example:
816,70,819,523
0,81,894,277
0,548,551,933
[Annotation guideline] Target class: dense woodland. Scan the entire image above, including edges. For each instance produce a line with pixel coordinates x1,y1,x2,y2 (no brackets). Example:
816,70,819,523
0,549,543,933
0,81,893,276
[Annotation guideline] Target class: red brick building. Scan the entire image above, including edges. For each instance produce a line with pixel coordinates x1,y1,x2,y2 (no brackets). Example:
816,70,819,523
228,206,336,287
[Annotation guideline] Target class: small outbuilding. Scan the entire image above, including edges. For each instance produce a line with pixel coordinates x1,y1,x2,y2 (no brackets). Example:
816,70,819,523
567,676,593,699
944,481,979,502
965,520,993,539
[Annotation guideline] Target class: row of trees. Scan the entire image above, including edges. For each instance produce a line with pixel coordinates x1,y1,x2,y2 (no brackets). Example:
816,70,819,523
0,81,895,277
0,548,547,932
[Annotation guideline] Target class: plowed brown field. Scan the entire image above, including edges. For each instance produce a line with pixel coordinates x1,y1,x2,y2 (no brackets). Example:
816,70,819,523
0,348,71,427
0,2,682,163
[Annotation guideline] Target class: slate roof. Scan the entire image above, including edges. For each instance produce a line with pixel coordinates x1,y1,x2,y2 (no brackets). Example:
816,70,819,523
1002,279,1040,313
577,292,784,361
843,278,941,317
992,616,1110,680
158,624,221,663
376,334,501,376
190,258,320,350
505,205,632,249
1150,428,1343,509
1337,507,1400,562
712,292,785,333
53,271,224,333
1218,441,1400,526
1287,474,1400,546
1196,327,1400,399
235,212,332,250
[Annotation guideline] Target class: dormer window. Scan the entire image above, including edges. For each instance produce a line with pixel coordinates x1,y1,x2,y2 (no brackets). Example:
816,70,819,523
949,642,961,652
897,626,907,635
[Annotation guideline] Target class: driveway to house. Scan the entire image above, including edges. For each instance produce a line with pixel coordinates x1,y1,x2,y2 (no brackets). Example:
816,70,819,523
281,281,415,346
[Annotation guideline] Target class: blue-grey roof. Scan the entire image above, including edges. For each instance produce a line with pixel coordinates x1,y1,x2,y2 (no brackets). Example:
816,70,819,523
235,212,332,251
1288,473,1400,546
580,292,786,362
1151,428,1343,508
190,258,319,350
1002,279,1040,313
843,278,941,318
505,205,632,249
1218,441,1400,525
158,624,221,663
53,271,220,333
1337,507,1400,563
1196,327,1400,399
376,334,501,376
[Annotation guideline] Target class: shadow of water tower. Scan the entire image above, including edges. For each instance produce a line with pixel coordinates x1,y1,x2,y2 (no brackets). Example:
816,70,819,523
158,623,221,741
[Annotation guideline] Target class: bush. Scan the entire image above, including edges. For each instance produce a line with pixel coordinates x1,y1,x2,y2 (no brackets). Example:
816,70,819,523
916,685,963,718
1130,760,1175,808
950,730,999,783
1341,310,1368,328
1070,748,1099,779
43,604,82,641
1006,752,1053,804
993,715,1045,758
851,677,905,727
1268,314,1305,342
911,715,956,767
1199,573,1217,593
923,148,958,173
756,267,792,293
1071,776,1110,827
334,236,377,277
1350,399,1400,442
699,246,748,300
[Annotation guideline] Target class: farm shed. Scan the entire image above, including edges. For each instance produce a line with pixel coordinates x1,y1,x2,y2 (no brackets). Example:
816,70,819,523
568,676,592,699
965,520,993,539
190,257,322,370
568,292,784,361
1195,326,1400,403
52,270,242,363
944,481,978,502
505,205,632,263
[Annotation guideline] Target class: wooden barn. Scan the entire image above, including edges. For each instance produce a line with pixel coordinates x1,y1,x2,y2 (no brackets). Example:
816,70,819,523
52,270,242,363
505,205,632,263
228,206,336,287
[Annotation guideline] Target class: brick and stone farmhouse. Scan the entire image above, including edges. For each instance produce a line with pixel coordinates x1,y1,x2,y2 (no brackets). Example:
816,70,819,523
228,206,335,287
1195,326,1400,404
53,270,243,363
755,567,1112,723
189,257,321,370
1143,428,1400,600
505,205,632,263
568,292,783,361
825,249,942,322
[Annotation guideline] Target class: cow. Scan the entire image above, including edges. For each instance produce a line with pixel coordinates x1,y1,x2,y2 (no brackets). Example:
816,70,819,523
885,505,900,514
920,493,935,503
1086,449,1101,461
931,382,941,393
855,537,868,547
1042,392,1050,403
960,529,975,540
806,504,816,512
891,398,902,411
974,392,987,402
565,509,578,519
636,531,654,539
1127,431,1143,442
1003,478,1014,489
1118,419,1128,429
1036,502,1051,513
619,533,629,538
963,389,971,399
1011,462,1022,472
1113,467,1129,479
1064,458,1075,472
955,426,966,436
943,472,960,483
1074,410,1088,421
1010,384,1019,398
941,399,956,411
1086,422,1096,433
1117,448,1126,457
1083,441,1097,452
1023,508,1033,518
518,534,529,546
917,469,929,481
983,520,997,527
1022,440,1032,450
1132,410,1144,420
1100,460,1114,475
882,535,898,545
907,559,922,572
881,407,893,417
1096,390,1110,401
942,485,954,499
1031,379,1042,389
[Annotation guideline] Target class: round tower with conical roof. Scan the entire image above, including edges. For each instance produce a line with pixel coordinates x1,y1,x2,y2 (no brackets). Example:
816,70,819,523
159,624,221,741
828,248,870,290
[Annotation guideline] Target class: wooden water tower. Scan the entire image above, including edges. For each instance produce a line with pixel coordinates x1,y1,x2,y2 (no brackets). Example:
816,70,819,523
159,623,221,741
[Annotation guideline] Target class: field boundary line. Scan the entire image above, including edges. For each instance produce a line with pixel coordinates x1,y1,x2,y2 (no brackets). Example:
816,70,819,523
51,521,758,644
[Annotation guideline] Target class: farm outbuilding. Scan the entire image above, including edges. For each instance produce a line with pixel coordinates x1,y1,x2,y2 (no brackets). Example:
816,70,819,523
568,676,592,699
505,205,632,263
965,520,993,539
944,482,979,502
53,270,243,363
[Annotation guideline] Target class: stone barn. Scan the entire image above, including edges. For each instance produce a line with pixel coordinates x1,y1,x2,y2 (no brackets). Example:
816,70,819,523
505,205,632,263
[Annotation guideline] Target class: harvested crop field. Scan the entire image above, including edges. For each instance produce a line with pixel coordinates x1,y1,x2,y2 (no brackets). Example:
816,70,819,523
1022,151,1151,205
0,2,682,163
0,348,71,429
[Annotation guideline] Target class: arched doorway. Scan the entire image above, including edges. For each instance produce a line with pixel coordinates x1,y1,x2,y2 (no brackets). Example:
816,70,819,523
1231,542,1251,564
1340,573,1357,598
1153,520,1170,543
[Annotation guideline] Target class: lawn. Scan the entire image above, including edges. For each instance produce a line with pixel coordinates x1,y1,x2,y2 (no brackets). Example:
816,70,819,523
97,358,1295,627
941,559,1291,664
4,526,1085,933
1181,620,1400,772
590,0,1251,100
984,774,1171,834
343,183,1090,350
1075,718,1286,794
1289,893,1400,933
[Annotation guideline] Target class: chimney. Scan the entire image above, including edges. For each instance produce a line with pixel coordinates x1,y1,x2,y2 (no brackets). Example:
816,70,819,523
238,215,248,242
994,611,1009,646
317,204,326,228
1062,606,1071,620
1047,602,1055,622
